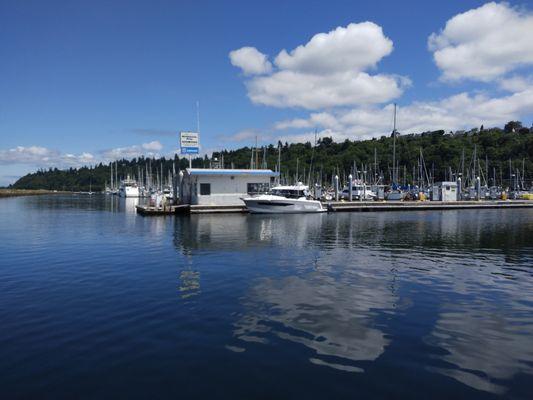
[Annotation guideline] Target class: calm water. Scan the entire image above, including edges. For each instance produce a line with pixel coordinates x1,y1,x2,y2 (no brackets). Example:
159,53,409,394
1,195,533,399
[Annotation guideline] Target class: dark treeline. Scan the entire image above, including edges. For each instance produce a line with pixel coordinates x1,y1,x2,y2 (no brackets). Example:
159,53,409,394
10,123,533,191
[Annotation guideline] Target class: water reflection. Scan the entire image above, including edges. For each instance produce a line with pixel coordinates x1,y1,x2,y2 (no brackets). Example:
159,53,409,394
120,197,139,214
172,209,533,392
427,305,533,394
178,269,201,299
232,268,396,372
173,210,533,268
17,193,139,214
173,213,327,253
2,194,533,397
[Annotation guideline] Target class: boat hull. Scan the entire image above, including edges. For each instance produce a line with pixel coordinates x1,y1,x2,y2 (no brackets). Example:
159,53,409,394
119,186,140,198
386,191,404,201
242,198,326,214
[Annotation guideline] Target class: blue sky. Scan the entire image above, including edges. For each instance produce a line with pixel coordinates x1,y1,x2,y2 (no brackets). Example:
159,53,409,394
1,0,533,185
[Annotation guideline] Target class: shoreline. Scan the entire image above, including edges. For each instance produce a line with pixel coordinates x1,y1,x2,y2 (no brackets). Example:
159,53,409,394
0,189,71,198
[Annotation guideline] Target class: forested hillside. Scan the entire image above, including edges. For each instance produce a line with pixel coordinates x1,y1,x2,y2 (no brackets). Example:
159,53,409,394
10,123,533,191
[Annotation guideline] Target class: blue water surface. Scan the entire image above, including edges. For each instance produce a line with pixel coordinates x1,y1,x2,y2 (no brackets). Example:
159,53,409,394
1,195,532,399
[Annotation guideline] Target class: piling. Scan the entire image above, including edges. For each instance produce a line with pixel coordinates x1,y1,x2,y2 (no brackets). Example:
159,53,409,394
334,175,339,201
348,174,353,202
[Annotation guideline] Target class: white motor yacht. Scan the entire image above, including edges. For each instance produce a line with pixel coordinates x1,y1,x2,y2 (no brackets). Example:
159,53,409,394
118,176,140,198
242,184,326,214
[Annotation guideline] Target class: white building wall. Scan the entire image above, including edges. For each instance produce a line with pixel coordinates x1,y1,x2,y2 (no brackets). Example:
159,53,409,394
432,182,458,202
442,184,458,202
181,172,273,206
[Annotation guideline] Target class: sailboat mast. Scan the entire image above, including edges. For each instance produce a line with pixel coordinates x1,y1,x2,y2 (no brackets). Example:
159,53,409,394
255,136,258,169
277,143,281,184
374,147,377,185
392,103,397,184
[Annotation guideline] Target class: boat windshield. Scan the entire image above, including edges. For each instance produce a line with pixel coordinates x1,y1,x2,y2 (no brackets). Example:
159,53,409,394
271,189,306,198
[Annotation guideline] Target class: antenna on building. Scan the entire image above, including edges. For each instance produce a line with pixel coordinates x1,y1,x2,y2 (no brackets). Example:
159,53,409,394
196,100,200,134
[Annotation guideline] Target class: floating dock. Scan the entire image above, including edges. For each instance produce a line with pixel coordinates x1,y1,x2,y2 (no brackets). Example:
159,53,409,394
327,200,533,212
190,205,247,214
136,200,533,215
135,204,247,215
135,204,189,215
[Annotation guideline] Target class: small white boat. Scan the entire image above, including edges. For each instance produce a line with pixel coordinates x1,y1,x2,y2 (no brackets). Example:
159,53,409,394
118,176,140,198
242,184,326,214
340,183,377,201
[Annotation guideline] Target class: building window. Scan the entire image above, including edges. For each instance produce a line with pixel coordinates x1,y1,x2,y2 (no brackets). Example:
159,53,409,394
200,183,211,195
247,183,270,194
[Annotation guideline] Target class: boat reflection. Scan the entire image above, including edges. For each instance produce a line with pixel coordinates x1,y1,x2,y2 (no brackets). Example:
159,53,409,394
178,269,200,299
119,197,139,214
173,213,327,254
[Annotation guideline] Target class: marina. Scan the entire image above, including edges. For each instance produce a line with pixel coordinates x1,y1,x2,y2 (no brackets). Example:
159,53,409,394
3,1,533,398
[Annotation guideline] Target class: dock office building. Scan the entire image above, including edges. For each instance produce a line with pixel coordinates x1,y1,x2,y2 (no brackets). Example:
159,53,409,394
431,181,458,202
179,168,279,206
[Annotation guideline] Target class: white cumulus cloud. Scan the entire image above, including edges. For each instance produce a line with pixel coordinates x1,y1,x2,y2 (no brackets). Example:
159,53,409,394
229,46,273,75
498,74,533,92
275,22,393,74
141,140,163,151
101,141,163,161
0,141,166,170
0,146,96,167
230,22,408,109
274,85,533,141
429,2,533,81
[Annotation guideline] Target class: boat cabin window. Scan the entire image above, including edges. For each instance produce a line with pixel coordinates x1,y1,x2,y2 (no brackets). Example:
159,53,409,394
271,189,306,198
247,183,270,195
200,183,211,195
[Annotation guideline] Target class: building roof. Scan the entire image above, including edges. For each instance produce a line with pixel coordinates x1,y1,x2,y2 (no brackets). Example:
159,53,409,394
185,168,279,176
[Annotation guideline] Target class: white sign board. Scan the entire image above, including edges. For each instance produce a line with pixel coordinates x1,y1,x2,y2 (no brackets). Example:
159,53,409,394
180,131,199,154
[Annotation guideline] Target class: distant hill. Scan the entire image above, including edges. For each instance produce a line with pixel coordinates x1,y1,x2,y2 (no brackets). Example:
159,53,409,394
10,124,533,191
